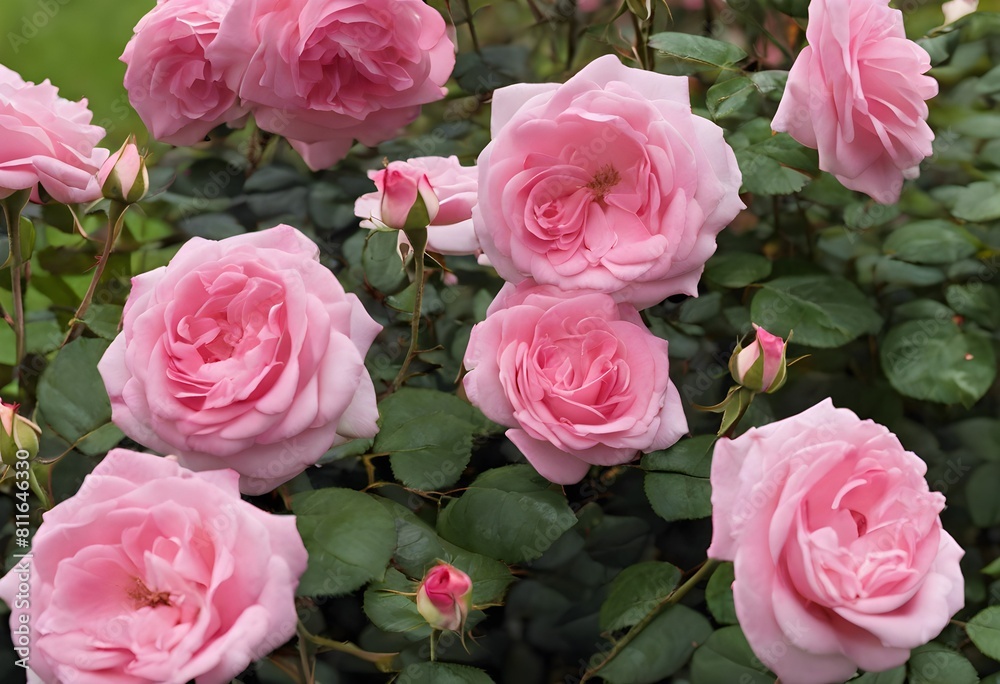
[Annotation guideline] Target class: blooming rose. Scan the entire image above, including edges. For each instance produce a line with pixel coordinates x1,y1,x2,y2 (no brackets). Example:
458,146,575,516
355,156,480,256
708,399,964,684
474,54,743,309
463,281,688,484
416,563,473,632
0,65,108,204
209,0,456,171
771,0,938,204
98,225,382,494
122,0,249,146
0,449,308,684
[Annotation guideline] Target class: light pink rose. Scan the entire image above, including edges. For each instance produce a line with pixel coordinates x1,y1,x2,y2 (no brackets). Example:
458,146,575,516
771,0,938,204
98,225,382,494
474,55,744,309
463,281,688,484
0,449,308,684
0,65,108,204
708,399,964,684
416,563,473,632
731,324,787,394
208,0,456,171
97,136,149,204
355,156,480,256
122,0,249,146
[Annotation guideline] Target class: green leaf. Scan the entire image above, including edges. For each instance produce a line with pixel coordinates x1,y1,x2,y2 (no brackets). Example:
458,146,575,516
967,463,1000,528
946,283,1000,329
866,258,945,288
966,606,1000,661
601,604,713,684
644,472,712,522
363,229,408,294
293,488,397,597
599,562,682,631
642,435,715,475
736,146,810,196
363,567,431,639
437,465,577,564
36,338,115,445
80,304,124,340
851,667,906,683
880,319,997,407
648,33,747,75
376,389,478,491
705,562,737,625
704,252,772,288
394,662,495,684
678,292,722,324
953,182,1000,222
750,275,883,348
883,221,979,264
706,77,757,121
907,643,978,684
691,626,772,684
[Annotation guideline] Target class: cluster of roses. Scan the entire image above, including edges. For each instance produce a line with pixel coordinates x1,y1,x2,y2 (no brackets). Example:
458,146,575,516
0,0,968,682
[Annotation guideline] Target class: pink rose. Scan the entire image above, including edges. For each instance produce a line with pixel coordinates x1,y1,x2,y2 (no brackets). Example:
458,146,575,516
708,399,964,684
209,0,456,171
122,0,249,146
474,54,743,309
0,66,108,204
98,225,382,494
416,563,473,632
97,136,149,204
463,281,688,484
771,0,938,204
730,324,788,394
0,449,307,684
355,156,480,256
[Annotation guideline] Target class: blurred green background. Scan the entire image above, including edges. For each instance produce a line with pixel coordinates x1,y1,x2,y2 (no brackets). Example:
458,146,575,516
0,0,151,145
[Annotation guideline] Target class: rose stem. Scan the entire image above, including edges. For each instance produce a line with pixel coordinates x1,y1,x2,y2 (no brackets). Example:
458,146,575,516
579,559,720,683
391,235,427,392
3,190,30,395
63,200,127,346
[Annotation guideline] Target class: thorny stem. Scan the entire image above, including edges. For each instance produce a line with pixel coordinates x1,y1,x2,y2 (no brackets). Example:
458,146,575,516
391,237,427,392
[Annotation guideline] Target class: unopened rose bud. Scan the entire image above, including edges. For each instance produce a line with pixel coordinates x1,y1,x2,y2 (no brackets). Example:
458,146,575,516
378,162,440,233
0,402,42,465
97,135,149,204
730,324,789,394
942,0,977,24
416,563,472,632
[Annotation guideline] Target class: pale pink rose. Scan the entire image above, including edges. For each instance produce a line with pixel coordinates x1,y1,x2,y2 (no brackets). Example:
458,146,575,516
463,281,688,484
731,324,787,393
98,225,382,494
475,55,744,309
209,0,456,171
708,399,964,684
771,0,938,204
0,66,108,204
416,563,472,632
97,137,149,204
0,449,308,684
122,0,249,146
355,156,480,256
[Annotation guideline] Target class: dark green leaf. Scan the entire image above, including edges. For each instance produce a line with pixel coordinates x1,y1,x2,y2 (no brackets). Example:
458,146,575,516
363,567,431,639
363,229,408,294
883,221,979,264
691,626,772,684
946,283,1000,329
600,562,682,631
967,463,1000,528
966,606,1000,661
907,643,978,684
36,339,114,445
705,253,772,288
953,182,1000,221
645,472,712,522
648,33,747,75
705,562,737,625
395,662,495,684
601,604,712,684
642,435,716,475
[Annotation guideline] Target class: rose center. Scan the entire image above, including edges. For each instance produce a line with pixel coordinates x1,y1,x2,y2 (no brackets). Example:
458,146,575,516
587,164,621,202
851,509,867,537
127,577,172,609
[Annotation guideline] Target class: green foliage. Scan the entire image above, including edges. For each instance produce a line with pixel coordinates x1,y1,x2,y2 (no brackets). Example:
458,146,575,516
599,561,681,631
600,605,713,684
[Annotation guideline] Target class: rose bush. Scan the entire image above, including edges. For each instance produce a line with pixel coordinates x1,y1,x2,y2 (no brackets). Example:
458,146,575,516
709,400,965,684
771,0,938,204
474,54,744,309
0,65,108,204
97,225,381,494
463,281,687,484
0,449,307,684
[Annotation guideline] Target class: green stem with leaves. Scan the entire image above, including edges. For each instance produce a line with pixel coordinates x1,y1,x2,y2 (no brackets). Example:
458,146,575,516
63,201,127,346
3,190,31,393
391,230,428,392
580,559,720,683
298,623,399,672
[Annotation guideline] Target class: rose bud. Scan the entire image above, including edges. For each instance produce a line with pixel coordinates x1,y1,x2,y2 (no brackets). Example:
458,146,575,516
379,162,440,234
416,563,472,632
0,402,41,465
729,324,788,394
97,135,148,204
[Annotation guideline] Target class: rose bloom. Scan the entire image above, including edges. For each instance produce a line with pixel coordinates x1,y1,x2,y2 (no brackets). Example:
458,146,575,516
416,563,473,632
208,0,456,171
708,399,964,684
122,0,248,147
0,449,307,684
355,156,480,256
474,54,743,309
98,225,382,495
0,65,108,204
771,0,938,204
463,281,688,484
